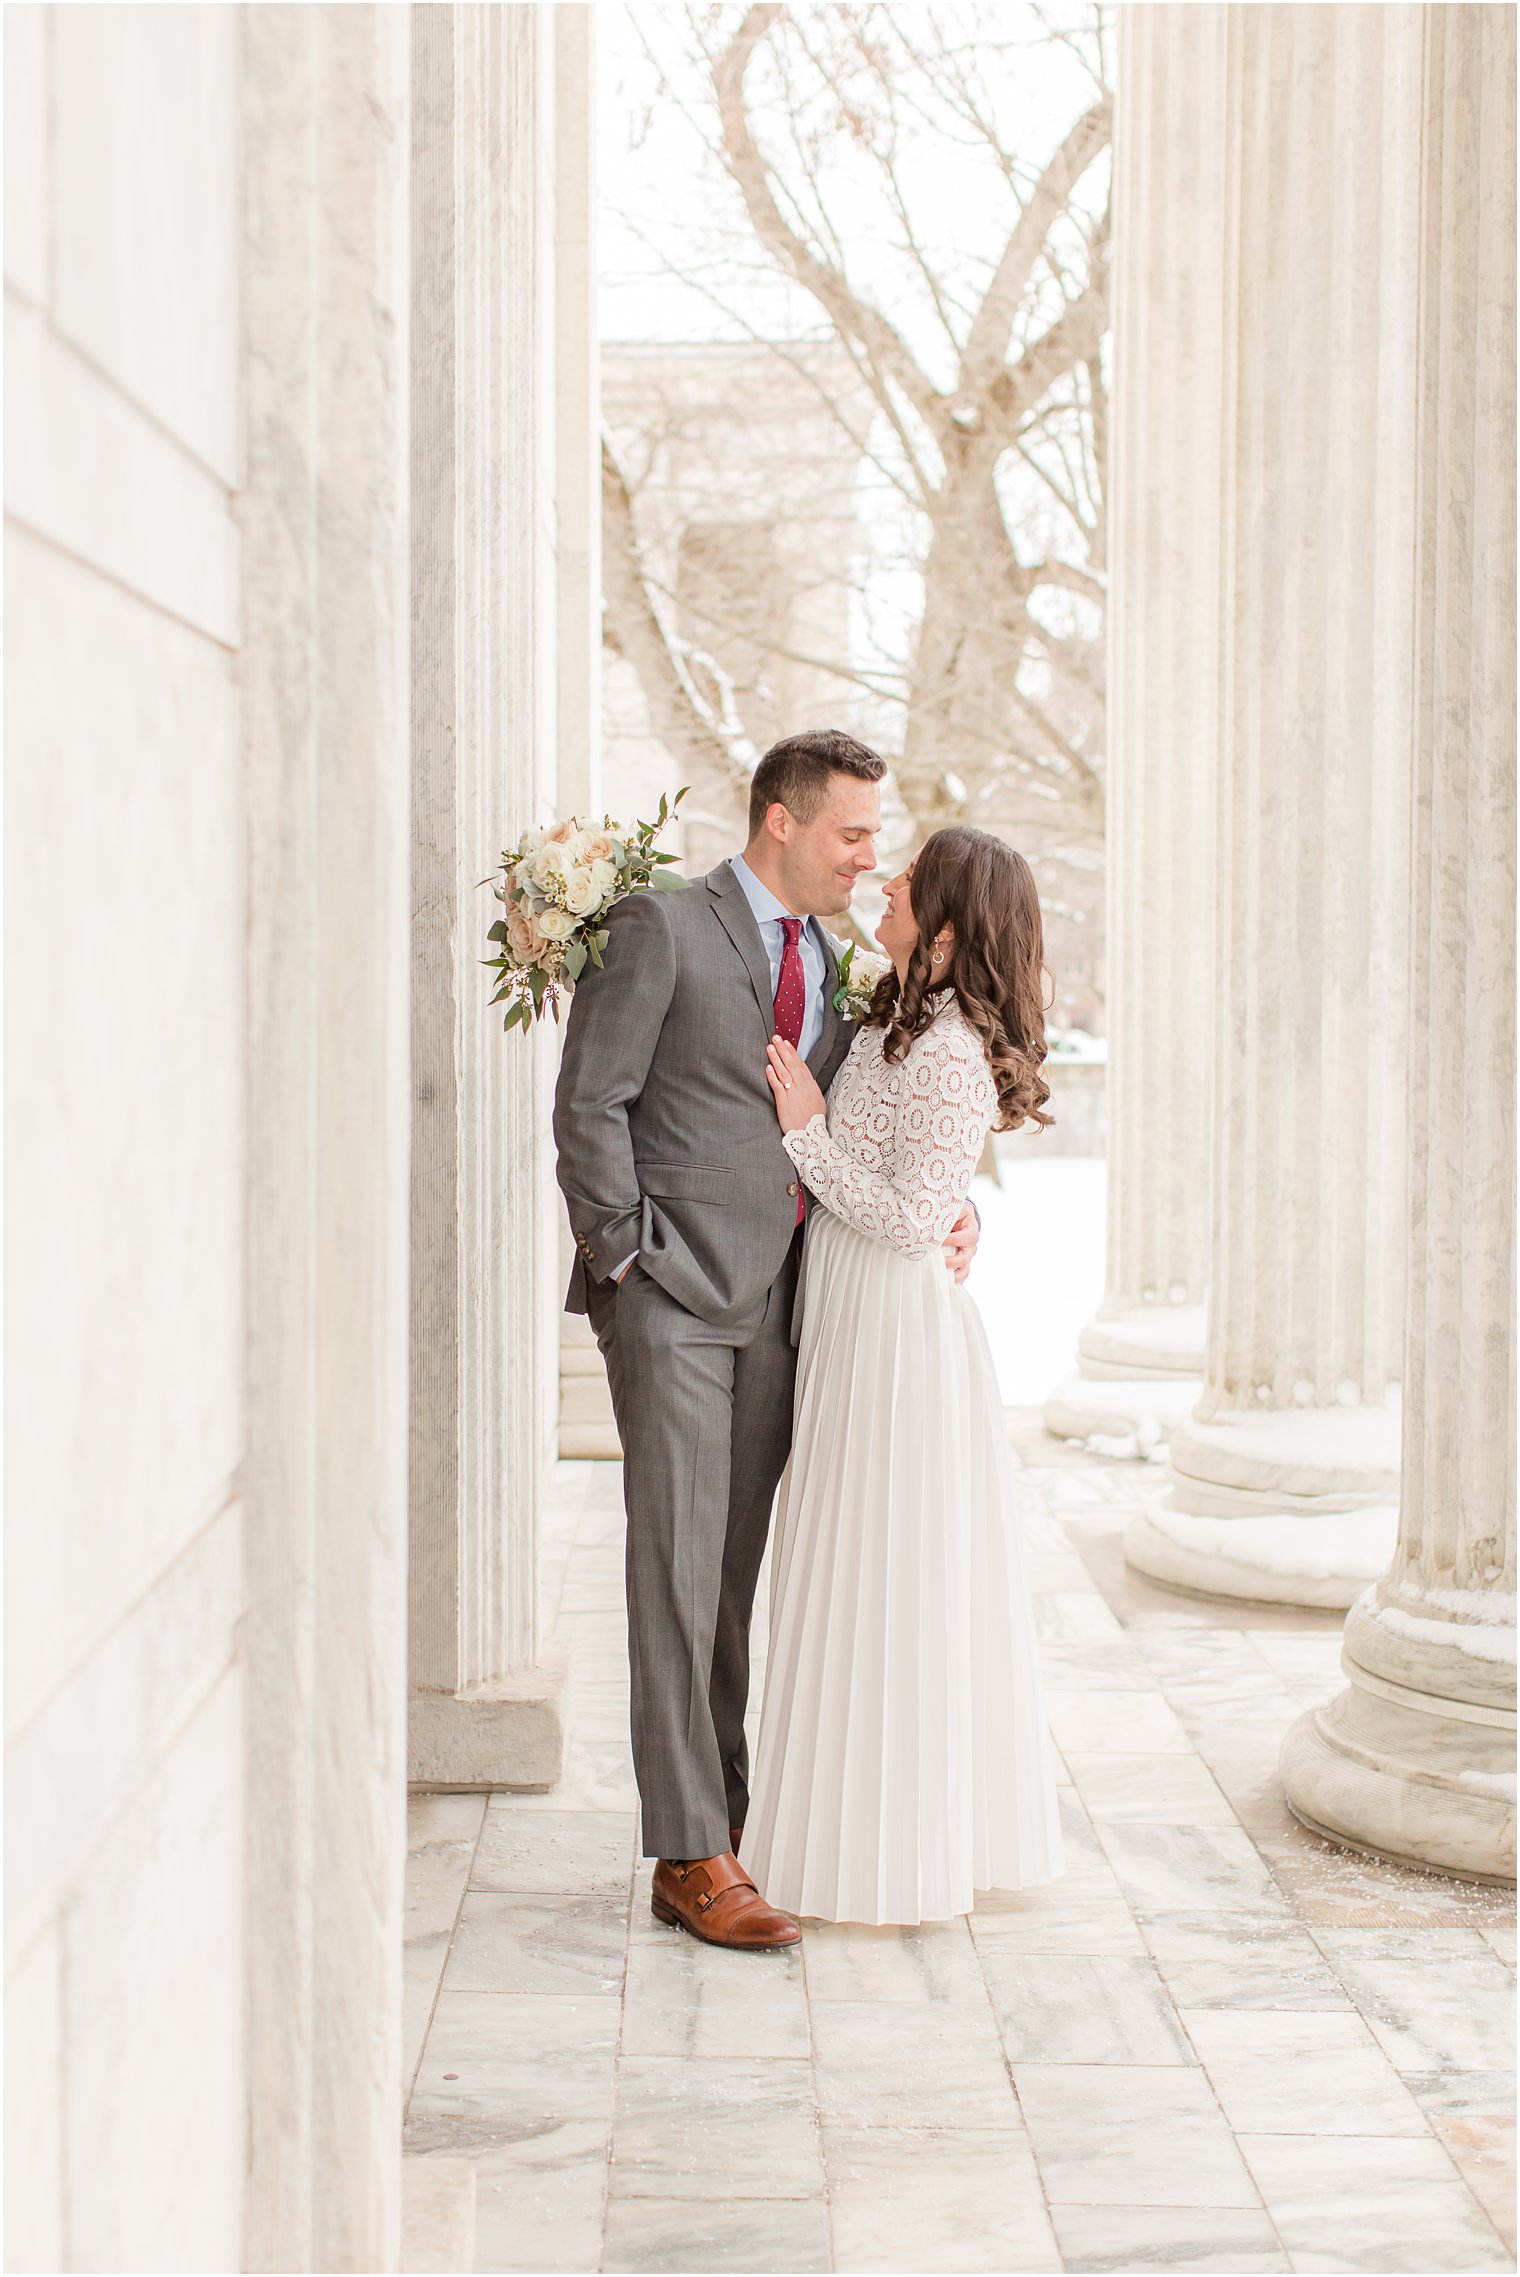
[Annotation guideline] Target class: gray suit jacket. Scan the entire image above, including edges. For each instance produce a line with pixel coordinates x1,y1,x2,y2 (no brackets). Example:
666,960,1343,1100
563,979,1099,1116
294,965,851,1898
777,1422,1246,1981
553,860,857,1327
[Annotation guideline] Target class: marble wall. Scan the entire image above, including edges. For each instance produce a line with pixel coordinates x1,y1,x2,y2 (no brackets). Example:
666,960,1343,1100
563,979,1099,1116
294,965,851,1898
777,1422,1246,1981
6,4,414,2268
5,7,246,2267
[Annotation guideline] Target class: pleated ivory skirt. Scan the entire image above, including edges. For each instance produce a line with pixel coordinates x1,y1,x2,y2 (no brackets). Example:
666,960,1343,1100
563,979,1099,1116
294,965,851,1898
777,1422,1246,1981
744,1207,1067,1925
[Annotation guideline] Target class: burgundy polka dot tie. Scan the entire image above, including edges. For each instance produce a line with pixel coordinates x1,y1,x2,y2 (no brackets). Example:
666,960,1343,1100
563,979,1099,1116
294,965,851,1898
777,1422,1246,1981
774,918,807,1225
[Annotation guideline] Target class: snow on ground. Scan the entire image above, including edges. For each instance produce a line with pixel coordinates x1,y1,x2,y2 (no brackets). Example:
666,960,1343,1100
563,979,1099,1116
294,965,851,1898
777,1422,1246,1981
965,1158,1106,1406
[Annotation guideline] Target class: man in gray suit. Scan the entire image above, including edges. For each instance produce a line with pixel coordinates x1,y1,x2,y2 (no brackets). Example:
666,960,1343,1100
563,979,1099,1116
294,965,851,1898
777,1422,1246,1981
553,730,979,1948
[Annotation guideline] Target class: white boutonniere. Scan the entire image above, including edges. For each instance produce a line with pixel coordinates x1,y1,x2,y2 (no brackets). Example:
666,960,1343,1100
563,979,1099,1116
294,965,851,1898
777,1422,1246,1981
831,939,892,1021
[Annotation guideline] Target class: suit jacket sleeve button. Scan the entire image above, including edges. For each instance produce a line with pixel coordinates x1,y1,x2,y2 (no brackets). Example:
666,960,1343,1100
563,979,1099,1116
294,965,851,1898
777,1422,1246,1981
786,1180,799,1197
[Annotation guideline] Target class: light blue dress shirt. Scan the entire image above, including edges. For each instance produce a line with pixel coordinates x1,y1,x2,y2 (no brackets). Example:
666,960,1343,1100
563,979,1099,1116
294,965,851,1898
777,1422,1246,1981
730,850,829,1061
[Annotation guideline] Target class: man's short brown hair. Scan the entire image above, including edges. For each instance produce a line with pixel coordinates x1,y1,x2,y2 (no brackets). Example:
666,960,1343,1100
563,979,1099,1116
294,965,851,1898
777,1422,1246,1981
747,729,887,839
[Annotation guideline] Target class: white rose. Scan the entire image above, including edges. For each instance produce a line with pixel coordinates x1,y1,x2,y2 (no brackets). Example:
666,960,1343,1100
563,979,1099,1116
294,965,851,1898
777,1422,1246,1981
517,825,546,856
531,841,570,893
561,862,603,917
536,905,578,942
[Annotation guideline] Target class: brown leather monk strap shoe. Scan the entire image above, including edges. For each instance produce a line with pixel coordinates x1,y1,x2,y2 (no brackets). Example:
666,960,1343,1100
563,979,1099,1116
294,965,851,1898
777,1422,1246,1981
651,1852,800,1951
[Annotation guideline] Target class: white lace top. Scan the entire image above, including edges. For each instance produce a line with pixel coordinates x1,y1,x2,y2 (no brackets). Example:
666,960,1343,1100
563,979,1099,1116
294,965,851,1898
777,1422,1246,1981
783,997,998,1259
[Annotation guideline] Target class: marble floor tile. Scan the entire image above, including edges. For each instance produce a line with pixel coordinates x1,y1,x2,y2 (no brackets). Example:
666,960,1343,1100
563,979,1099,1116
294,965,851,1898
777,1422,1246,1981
1257,1836,1516,1931
407,1845,478,1942
1012,2063,1261,2207
1479,1920,1516,1970
410,1791,491,1852
1183,2009,1430,2137
1038,1637,1160,1690
1403,2068,1517,2120
406,2116,610,2275
409,1992,618,2121
401,2152,476,2276
1050,2202,1291,2273
1134,1645,1303,1726
405,1930,451,2095
1138,1912,1352,2012
609,2058,822,2200
1246,1633,1351,1688
1045,1690,1193,1754
801,1915,986,2003
602,2194,830,2274
1066,1750,1240,1827
1096,1820,1290,1915
811,1998,1021,2131
445,1893,628,2000
1036,1591,1130,1643
1022,1464,1150,1507
983,1950,1196,2065
502,1735,638,1814
1189,1727,1305,1839
970,1894,1149,1954
1311,1928,1518,2074
824,2125,1059,2273
1023,1548,1100,1593
621,1929,809,2059
1237,2130,1513,2272
470,1808,636,1897
1429,2113,1516,2255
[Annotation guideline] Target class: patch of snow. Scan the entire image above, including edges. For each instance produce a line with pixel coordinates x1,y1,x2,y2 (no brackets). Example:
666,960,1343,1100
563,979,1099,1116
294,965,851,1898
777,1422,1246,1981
1458,1769,1518,1800
1390,1583,1518,1626
1142,1499,1398,1582
1369,1602,1519,1665
1050,1373,1201,1425
1182,1403,1400,1474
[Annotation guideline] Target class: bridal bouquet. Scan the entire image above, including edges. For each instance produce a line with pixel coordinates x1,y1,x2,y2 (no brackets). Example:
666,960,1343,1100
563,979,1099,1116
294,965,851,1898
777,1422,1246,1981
487,788,687,1029
832,939,892,1020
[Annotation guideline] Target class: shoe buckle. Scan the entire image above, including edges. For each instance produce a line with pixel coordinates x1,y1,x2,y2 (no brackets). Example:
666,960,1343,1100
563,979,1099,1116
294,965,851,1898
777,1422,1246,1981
695,1889,713,1910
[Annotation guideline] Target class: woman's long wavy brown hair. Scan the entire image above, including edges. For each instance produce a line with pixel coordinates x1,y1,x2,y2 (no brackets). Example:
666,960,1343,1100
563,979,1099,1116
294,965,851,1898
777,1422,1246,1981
865,826,1055,1134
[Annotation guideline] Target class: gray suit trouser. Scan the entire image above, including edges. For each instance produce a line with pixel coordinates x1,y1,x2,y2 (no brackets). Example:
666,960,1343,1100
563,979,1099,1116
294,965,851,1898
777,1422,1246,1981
586,1232,801,1861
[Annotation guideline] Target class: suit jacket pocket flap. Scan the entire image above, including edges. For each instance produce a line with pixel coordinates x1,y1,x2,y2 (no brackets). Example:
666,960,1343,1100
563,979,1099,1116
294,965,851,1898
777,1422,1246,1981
637,1163,731,1205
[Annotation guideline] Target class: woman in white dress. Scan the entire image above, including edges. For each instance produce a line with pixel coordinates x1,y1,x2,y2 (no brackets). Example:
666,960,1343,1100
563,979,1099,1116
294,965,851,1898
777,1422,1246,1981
744,825,1066,1926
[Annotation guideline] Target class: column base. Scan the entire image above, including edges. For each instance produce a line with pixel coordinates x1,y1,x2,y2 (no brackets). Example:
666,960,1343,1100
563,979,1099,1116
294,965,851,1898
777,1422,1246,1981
409,1649,570,1789
1279,1672,1516,1886
1124,1489,1398,1611
1076,1302,1207,1378
1042,1373,1201,1458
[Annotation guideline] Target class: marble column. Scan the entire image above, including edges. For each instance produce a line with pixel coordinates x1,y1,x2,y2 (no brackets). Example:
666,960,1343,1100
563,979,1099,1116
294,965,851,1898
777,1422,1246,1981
1125,3,1425,1608
1045,3,1224,1458
1281,5,1516,1881
241,7,412,2268
407,3,573,1787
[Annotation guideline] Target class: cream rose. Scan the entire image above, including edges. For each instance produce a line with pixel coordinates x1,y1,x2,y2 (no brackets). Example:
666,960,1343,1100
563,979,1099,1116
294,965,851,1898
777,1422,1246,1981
561,861,611,918
505,903,541,962
535,905,578,943
580,830,620,868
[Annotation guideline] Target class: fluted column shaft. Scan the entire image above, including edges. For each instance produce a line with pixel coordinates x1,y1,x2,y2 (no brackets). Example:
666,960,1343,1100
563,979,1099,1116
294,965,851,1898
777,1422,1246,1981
407,3,572,1786
1282,4,1516,1882
1079,4,1224,1377
1127,4,1425,1604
